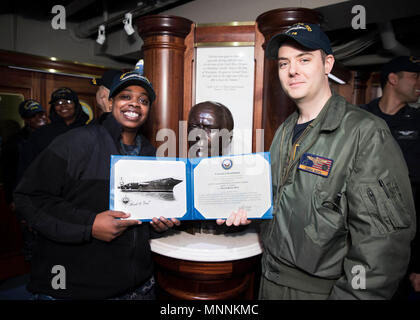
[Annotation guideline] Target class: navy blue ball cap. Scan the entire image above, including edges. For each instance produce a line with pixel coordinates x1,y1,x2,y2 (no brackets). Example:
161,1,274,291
92,69,122,89
19,99,45,118
108,71,156,103
49,87,79,105
380,56,420,86
266,23,333,60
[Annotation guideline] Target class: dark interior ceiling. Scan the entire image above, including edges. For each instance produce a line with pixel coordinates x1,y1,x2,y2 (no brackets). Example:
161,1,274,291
0,0,195,20
1,0,420,71
318,0,420,71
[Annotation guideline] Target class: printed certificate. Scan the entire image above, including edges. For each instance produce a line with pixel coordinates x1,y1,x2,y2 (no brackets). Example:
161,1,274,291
109,153,272,221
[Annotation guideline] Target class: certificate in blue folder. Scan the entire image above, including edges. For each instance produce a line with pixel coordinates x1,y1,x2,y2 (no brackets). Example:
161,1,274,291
110,152,272,221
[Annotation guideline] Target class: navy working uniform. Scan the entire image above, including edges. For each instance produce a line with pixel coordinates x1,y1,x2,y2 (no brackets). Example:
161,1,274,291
362,98,420,287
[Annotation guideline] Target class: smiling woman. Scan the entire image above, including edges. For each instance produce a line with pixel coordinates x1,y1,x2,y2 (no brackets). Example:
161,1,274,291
13,69,182,300
53,99,76,125
108,71,156,145
111,86,151,144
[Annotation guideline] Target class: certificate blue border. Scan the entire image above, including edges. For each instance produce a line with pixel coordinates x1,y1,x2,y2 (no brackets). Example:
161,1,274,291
110,155,189,221
109,152,272,221
190,152,272,220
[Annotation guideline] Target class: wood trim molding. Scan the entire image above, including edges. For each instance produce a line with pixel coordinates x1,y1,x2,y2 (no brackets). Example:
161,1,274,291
195,24,255,44
0,49,108,78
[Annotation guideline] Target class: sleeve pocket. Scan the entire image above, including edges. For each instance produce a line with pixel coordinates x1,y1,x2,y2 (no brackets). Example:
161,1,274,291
360,177,411,234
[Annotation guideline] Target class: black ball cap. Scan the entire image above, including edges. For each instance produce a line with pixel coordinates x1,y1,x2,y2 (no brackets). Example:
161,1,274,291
266,23,333,60
380,56,420,86
92,69,123,90
19,99,45,118
49,87,79,105
108,71,156,103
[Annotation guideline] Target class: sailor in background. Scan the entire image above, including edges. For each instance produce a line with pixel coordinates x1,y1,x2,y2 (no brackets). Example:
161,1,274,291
0,99,47,261
362,56,420,299
18,87,90,176
92,69,122,113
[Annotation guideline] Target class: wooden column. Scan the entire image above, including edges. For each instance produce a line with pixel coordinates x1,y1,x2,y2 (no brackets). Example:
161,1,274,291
256,8,323,150
352,70,371,105
136,15,193,154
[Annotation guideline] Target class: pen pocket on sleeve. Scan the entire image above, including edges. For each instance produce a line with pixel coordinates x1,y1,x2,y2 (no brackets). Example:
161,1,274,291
360,178,410,234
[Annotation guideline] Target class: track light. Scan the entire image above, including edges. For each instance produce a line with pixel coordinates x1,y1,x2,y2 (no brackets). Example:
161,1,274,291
123,13,135,36
96,24,106,45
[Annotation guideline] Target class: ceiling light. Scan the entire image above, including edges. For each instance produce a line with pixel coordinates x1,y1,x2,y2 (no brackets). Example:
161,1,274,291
96,25,106,45
123,13,135,36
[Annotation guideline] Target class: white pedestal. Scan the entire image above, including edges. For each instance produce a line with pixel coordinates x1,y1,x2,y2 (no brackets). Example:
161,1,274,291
150,226,262,262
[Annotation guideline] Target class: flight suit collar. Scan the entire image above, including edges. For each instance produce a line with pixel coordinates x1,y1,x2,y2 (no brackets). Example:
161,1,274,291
278,93,347,181
284,92,347,135
317,92,347,132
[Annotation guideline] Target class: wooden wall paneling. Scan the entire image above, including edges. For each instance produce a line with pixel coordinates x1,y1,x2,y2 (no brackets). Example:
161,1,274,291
0,66,34,100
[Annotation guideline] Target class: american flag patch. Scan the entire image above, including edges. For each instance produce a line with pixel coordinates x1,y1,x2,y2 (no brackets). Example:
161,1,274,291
298,153,333,177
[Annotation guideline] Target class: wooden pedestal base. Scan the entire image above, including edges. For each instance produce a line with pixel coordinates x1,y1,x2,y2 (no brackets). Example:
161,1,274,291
153,253,261,300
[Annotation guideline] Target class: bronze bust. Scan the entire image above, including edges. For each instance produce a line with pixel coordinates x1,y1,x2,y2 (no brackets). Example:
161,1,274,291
184,101,239,234
187,101,234,158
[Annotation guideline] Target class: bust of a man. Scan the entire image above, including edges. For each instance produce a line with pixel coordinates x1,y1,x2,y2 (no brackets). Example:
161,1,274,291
185,101,237,234
187,101,234,158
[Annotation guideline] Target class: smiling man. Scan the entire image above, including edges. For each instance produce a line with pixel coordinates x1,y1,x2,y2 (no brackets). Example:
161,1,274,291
14,71,179,300
222,23,416,300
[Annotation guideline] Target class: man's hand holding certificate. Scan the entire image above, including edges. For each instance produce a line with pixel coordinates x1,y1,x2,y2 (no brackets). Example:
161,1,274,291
110,152,273,221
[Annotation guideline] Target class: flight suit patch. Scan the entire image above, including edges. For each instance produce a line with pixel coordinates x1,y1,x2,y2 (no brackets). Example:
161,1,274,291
298,153,334,178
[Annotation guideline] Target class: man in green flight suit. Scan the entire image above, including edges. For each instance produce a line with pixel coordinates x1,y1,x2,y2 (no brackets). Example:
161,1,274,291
219,23,416,299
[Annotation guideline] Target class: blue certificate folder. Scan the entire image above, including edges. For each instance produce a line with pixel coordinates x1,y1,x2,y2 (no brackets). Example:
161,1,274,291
110,152,273,221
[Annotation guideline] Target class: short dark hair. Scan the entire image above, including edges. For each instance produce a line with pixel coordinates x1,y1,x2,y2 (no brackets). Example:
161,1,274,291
380,71,403,89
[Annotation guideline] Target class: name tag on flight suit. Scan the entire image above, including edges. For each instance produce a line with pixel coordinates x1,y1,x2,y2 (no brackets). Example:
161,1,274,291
298,153,334,178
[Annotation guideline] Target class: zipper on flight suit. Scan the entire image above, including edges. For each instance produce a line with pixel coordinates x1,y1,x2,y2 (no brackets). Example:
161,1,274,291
269,122,315,239
281,122,314,187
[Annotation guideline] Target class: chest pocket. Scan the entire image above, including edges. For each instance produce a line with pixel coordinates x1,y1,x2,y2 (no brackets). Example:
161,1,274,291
304,186,348,248
360,176,411,234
